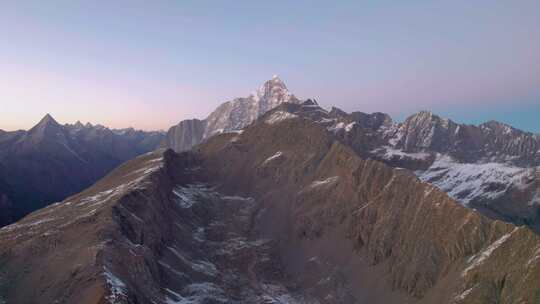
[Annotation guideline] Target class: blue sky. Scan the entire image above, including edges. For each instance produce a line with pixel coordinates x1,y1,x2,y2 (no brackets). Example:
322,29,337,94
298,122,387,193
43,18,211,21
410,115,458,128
0,0,539,132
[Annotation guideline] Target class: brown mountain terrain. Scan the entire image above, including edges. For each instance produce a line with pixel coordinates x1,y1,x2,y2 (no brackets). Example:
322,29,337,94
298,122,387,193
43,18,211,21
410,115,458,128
1,109,540,303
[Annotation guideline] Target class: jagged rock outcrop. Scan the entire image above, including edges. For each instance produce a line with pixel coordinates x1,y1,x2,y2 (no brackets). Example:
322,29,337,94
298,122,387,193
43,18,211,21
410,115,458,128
0,114,165,227
162,75,301,152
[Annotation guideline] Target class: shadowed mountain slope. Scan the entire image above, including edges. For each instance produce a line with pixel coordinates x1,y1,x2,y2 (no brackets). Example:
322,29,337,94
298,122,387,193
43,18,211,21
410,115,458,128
0,115,164,227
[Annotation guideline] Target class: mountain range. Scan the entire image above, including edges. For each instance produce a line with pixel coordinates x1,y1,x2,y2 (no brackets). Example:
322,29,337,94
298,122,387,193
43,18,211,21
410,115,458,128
0,76,539,303
1,100,539,303
161,77,540,233
0,115,164,226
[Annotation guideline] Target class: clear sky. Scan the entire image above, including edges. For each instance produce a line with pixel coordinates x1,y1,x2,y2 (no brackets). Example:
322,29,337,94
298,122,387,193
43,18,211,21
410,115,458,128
1,1,539,133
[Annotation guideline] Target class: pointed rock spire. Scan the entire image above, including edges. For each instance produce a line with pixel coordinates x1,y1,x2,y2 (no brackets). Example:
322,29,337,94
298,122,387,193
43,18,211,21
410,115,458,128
26,113,65,143
37,113,59,127
74,120,84,128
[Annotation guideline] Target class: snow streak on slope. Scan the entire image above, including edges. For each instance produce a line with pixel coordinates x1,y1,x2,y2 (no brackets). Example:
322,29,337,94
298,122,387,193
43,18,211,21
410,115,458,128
265,111,298,124
373,146,431,161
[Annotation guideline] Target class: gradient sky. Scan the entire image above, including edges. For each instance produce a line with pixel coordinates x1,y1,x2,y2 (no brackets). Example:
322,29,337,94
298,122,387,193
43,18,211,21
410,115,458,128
1,1,539,132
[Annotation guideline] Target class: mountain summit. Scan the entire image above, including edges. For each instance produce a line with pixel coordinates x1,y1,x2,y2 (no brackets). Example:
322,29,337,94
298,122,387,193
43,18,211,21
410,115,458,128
36,113,58,126
162,76,301,152
251,74,297,115
25,113,66,145
30,113,61,133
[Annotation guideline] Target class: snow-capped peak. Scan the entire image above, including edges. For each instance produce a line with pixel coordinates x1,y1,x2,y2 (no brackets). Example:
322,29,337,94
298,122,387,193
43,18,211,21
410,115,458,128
202,76,301,139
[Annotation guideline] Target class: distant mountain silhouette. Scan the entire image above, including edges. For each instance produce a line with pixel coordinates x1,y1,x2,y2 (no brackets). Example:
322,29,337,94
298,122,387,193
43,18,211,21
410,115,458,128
0,114,164,226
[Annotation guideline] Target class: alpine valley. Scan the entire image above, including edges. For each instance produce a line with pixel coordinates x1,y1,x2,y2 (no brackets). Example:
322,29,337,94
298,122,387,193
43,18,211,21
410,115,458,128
1,77,539,304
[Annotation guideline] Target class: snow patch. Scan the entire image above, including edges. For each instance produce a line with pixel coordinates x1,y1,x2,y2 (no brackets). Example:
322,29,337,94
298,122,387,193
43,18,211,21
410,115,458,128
158,261,189,280
262,151,283,165
529,189,540,206
318,118,336,124
462,228,518,276
168,246,218,277
454,285,475,301
374,146,430,161
526,246,540,267
309,176,339,188
104,267,127,303
327,121,355,133
265,111,298,124
193,227,205,242
260,284,310,304
165,283,228,304
172,184,212,209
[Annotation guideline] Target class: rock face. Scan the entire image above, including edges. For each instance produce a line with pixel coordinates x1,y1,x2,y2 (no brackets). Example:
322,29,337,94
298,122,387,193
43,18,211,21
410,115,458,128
162,75,301,152
2,112,540,303
161,119,206,152
0,114,165,227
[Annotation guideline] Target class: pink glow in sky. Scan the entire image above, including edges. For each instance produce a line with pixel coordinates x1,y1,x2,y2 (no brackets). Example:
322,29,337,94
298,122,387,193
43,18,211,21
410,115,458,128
1,1,539,132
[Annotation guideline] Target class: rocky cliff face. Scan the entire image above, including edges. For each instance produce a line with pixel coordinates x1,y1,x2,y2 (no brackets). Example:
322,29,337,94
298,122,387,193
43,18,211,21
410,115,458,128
162,75,301,152
0,115,165,227
2,111,539,303
161,119,206,152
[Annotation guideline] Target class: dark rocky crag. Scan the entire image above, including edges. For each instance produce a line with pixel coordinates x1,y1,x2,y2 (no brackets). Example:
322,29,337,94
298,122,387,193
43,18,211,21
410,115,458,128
1,111,540,303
